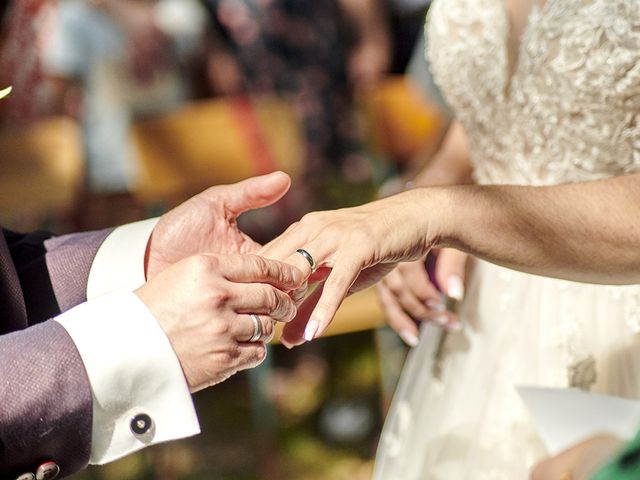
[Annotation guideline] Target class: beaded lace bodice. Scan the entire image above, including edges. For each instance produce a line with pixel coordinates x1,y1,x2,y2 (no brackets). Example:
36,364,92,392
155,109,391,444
426,0,640,185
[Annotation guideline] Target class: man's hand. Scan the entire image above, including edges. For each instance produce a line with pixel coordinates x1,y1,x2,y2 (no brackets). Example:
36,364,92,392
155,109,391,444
136,253,303,392
146,172,291,279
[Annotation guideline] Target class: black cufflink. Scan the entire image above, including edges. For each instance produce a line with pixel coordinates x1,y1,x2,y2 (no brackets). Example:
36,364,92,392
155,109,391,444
130,412,153,435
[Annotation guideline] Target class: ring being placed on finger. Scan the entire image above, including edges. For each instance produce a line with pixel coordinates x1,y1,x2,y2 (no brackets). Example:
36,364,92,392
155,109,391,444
249,314,263,342
296,248,316,272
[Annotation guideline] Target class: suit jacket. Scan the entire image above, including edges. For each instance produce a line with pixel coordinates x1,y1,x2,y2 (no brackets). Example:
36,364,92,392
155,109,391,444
0,227,112,478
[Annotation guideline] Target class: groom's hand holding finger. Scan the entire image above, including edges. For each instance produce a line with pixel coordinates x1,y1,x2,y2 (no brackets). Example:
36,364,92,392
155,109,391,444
136,253,303,392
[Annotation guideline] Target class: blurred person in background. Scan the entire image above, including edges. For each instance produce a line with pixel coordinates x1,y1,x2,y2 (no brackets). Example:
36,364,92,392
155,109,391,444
0,0,56,127
202,0,392,231
41,0,207,229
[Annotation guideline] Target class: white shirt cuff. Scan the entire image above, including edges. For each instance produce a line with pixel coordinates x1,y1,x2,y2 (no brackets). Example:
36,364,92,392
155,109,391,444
87,218,158,300
55,290,200,464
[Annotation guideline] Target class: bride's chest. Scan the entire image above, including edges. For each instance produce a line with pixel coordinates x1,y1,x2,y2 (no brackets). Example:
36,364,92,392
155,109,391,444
427,0,640,113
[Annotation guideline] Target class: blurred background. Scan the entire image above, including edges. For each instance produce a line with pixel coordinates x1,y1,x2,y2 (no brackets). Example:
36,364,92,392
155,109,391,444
0,0,450,478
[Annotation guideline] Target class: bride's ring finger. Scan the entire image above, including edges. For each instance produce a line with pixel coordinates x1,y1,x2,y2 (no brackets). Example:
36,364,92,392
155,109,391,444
296,248,317,273
283,241,331,278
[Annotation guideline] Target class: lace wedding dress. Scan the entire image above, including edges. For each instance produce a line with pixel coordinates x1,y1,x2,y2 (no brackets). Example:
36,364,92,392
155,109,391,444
374,1,640,478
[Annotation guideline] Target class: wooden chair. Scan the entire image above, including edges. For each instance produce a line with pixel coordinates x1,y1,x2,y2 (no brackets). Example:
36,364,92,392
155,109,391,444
0,117,83,228
131,96,304,204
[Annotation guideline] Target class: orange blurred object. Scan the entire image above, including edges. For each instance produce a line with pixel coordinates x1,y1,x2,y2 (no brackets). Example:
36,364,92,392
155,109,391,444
131,96,304,203
363,75,442,165
0,117,83,225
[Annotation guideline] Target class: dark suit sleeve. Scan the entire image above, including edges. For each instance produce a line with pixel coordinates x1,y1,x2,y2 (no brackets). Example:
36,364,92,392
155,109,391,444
5,228,113,322
0,321,93,478
1,228,113,478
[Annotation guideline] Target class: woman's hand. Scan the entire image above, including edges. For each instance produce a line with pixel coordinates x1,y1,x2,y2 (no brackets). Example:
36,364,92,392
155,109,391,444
377,248,467,346
530,434,622,480
260,188,440,345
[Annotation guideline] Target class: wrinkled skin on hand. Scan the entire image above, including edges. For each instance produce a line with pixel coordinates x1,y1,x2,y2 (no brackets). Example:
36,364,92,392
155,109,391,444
146,172,292,280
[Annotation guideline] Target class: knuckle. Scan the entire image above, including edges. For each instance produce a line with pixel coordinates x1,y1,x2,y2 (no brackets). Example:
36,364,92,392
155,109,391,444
249,254,269,277
208,287,232,309
275,296,295,321
348,225,372,247
285,300,297,321
264,287,282,313
224,346,242,364
276,291,294,313
278,264,296,285
300,211,319,225
324,223,342,240
292,286,307,305
184,254,205,273
261,320,274,339
385,275,404,294
210,317,231,338
188,254,218,275
283,220,301,234
253,345,267,365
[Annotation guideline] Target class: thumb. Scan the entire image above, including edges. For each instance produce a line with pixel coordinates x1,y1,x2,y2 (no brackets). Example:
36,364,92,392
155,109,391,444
220,171,291,217
435,248,468,302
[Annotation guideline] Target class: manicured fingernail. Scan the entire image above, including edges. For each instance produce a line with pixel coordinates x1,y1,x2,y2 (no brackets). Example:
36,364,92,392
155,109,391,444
426,299,446,311
304,320,319,342
399,329,419,347
434,315,449,326
447,321,463,332
447,275,464,301
280,338,294,349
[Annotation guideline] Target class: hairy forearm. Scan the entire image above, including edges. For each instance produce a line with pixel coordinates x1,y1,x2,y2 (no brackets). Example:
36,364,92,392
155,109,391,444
425,174,640,284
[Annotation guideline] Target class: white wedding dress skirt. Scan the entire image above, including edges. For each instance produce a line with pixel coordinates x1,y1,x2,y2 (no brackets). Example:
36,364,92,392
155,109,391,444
375,261,640,479
374,0,640,478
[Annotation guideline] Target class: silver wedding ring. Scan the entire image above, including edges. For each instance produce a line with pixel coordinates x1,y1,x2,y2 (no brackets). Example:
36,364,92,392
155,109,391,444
296,248,316,272
249,314,263,342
